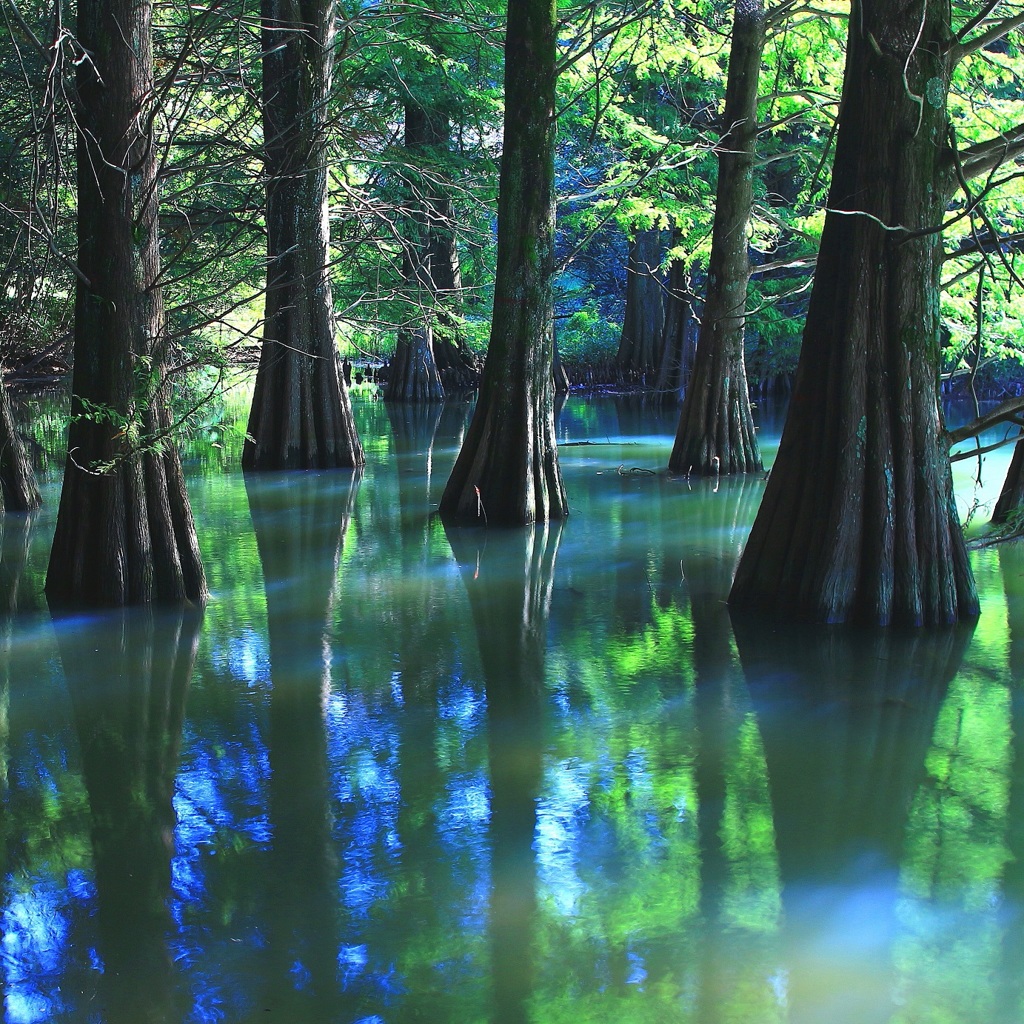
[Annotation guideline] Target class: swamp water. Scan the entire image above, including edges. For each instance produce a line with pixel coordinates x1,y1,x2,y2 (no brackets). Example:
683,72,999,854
2,394,1023,1024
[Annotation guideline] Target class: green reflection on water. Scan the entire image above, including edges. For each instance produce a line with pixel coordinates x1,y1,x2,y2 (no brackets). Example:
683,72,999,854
2,395,1024,1024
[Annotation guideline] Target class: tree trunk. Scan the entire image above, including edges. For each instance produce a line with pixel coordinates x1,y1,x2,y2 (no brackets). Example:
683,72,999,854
615,228,665,382
385,103,446,403
992,437,1024,526
653,255,699,400
669,0,764,476
438,0,567,525
730,0,979,625
45,0,207,607
0,378,38,511
243,0,364,469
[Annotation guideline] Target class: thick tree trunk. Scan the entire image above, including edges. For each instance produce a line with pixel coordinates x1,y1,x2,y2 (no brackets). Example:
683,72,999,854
669,0,764,476
0,379,38,511
730,0,978,625
615,228,665,382
438,0,567,525
45,0,206,607
653,256,700,400
244,0,364,469
992,437,1024,526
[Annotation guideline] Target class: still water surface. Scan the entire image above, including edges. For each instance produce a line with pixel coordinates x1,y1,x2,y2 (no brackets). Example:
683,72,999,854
2,395,1023,1023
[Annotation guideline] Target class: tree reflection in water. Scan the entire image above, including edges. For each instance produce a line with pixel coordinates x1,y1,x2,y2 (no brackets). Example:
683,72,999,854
1000,543,1024,1022
6,395,1024,1023
60,605,202,1024
246,469,360,1020
733,613,972,1022
447,520,562,1024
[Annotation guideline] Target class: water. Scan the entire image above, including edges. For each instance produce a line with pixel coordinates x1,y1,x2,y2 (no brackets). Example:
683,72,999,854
2,394,1024,1023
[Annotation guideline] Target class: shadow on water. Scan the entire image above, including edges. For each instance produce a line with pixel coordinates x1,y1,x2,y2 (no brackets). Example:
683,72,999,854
57,605,202,1024
245,468,361,1021
445,520,563,1024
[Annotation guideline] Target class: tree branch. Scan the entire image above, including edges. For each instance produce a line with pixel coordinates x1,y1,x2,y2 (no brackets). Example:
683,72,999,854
952,122,1024,180
946,397,1024,446
952,10,1024,62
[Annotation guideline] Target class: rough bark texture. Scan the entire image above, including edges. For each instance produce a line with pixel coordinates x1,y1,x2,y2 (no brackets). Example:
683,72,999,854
0,378,39,511
244,0,364,469
615,228,665,381
46,0,207,607
669,0,764,476
653,256,700,400
438,0,567,525
730,0,979,625
992,437,1024,526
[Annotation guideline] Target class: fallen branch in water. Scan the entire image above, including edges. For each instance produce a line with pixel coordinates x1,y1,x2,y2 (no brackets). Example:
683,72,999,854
559,439,641,447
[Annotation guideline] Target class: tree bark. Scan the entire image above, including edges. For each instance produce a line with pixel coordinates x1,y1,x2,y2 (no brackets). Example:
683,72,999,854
615,228,665,382
438,0,567,525
0,378,39,511
243,0,364,469
730,0,979,625
992,437,1024,526
669,0,764,476
45,0,207,607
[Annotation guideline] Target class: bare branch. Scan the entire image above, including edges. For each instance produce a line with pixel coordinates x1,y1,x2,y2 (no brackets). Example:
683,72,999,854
946,397,1024,446
952,9,1024,61
952,122,1024,180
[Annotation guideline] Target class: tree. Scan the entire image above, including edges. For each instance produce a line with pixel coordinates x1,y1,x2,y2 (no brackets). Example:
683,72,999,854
45,0,207,607
728,0,1024,625
614,227,665,382
243,0,364,470
668,0,765,476
653,254,700,399
439,0,567,525
0,383,39,512
384,100,448,403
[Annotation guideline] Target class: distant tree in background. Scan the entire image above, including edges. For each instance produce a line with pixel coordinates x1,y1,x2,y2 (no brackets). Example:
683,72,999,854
614,227,665,382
